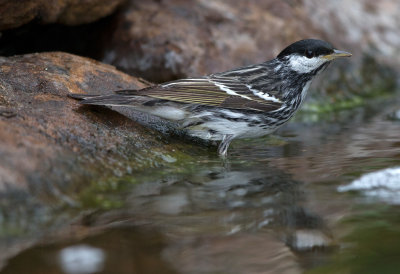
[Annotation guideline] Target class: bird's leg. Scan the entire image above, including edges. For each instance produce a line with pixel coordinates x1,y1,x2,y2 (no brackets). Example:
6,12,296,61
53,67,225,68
218,134,234,157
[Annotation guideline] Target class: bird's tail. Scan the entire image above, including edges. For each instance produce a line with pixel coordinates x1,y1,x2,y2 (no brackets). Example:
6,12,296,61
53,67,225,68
68,92,137,106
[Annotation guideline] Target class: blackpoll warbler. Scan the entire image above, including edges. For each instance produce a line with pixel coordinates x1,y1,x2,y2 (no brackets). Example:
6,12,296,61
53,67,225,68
70,39,351,156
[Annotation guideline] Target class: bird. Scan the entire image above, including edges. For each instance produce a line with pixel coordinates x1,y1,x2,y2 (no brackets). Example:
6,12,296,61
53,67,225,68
69,39,351,157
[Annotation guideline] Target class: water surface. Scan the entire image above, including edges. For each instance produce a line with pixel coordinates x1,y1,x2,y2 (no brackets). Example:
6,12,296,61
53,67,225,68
2,97,400,273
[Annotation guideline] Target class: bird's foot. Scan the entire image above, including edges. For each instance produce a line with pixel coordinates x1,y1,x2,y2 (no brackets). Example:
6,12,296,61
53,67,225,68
218,134,234,157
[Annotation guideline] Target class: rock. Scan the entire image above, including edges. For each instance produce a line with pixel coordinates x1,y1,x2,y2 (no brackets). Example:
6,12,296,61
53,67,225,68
304,0,400,68
0,51,195,193
338,167,400,204
100,0,399,109
58,245,106,274
101,0,319,83
387,109,400,121
0,0,125,31
0,52,192,268
0,52,146,190
287,229,334,251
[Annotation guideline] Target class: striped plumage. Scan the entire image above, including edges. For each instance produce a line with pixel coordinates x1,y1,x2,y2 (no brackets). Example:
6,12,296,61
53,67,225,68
70,39,351,156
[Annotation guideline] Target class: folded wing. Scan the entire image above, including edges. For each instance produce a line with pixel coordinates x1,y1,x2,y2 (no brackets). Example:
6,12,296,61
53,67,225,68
118,76,283,112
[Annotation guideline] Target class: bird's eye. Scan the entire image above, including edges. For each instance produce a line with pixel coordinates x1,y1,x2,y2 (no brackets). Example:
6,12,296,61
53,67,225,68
305,50,314,58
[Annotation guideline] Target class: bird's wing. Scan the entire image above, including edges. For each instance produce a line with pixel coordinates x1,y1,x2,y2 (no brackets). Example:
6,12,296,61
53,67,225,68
118,76,283,112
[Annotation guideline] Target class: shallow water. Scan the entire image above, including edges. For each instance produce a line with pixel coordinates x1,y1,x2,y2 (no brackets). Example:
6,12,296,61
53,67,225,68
2,97,400,273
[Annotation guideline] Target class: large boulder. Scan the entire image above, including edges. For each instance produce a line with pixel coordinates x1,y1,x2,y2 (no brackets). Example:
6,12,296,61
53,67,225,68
0,52,195,266
100,0,399,111
0,51,199,194
0,52,146,191
0,0,125,31
102,0,400,80
101,0,318,83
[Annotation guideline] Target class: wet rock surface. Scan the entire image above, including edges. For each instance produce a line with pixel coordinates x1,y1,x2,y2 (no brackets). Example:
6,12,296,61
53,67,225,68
0,52,195,267
338,167,400,204
0,0,125,31
0,51,149,191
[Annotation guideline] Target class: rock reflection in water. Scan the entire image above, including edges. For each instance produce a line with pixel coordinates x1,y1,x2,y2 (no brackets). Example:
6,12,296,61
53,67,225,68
1,227,177,274
116,165,333,267
1,165,333,273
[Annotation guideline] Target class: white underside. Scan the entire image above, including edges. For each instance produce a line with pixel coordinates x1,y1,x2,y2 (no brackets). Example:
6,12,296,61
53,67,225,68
148,106,187,120
187,117,274,141
105,103,292,141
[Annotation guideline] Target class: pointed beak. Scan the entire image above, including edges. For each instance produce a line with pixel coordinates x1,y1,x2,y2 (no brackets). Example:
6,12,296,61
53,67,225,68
322,49,352,60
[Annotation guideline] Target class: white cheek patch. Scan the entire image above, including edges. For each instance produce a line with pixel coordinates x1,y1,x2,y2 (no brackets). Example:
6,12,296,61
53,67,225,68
289,55,328,74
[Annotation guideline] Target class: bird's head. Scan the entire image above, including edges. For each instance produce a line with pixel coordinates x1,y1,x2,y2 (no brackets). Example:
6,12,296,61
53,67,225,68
277,39,351,75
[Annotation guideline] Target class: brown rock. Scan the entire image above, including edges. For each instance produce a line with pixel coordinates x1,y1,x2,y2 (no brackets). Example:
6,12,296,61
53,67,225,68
303,0,400,68
0,51,164,192
101,0,400,84
0,0,125,31
100,0,326,83
0,51,196,269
